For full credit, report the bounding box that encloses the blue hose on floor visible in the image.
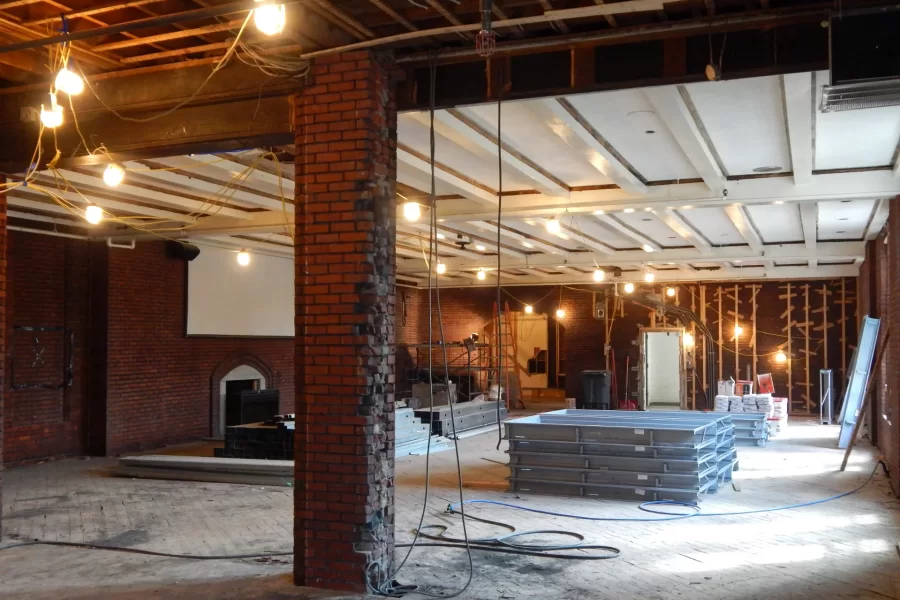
[448,461,886,523]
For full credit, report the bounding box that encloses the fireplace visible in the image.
[212,362,272,438]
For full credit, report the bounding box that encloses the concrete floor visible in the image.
[1,421,899,600]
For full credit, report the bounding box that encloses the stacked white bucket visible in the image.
[769,397,789,435]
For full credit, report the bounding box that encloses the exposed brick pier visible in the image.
[293,51,398,592]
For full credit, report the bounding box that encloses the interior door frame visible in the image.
[637,327,687,411]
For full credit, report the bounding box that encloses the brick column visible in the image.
[293,51,397,592]
[0,178,6,539]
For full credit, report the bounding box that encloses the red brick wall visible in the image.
[861,197,899,496]
[293,50,396,592]
[105,241,294,455]
[4,232,89,464]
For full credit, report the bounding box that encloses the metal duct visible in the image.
[821,79,900,112]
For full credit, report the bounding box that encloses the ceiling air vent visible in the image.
[821,79,900,113]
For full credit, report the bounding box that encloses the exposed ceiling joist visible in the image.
[559,215,615,254]
[723,204,764,252]
[405,242,861,272]
[643,85,725,193]
[782,73,814,186]
[212,154,295,192]
[658,208,712,253]
[435,171,900,221]
[419,221,529,258]
[55,169,253,220]
[8,186,197,224]
[526,98,648,196]
[468,220,565,255]
[126,160,293,213]
[593,214,661,252]
[799,202,818,250]
[406,110,569,197]
[399,148,498,205]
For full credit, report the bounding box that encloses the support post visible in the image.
[0,176,6,540]
[293,51,397,592]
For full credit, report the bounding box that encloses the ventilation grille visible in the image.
[821,79,900,112]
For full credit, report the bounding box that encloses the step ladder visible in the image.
[486,301,524,409]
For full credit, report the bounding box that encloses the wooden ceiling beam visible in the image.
[92,18,245,52]
[22,0,171,26]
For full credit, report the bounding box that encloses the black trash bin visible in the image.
[580,370,612,410]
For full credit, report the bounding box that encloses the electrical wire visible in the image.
[448,460,886,523]
[0,539,291,560]
[494,96,504,451]
[75,13,253,124]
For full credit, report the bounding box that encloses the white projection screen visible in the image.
[187,246,293,337]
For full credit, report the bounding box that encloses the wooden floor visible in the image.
[1,421,898,599]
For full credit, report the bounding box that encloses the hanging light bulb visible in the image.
[103,163,125,187]
[623,282,635,294]
[524,305,533,314]
[237,250,251,266]
[84,204,103,225]
[734,324,743,336]
[39,92,63,129]
[476,269,486,280]
[254,0,286,36]
[593,269,605,282]
[402,202,421,222]
[546,218,561,234]
[666,287,676,297]
[644,272,655,283]
[775,350,787,363]
[683,332,694,348]
[555,308,566,319]
[436,262,446,275]
[55,66,84,96]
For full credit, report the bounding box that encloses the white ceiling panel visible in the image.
[565,89,699,182]
[677,207,743,246]
[398,115,532,191]
[814,73,900,171]
[614,211,691,248]
[817,199,876,240]
[744,204,803,243]
[460,101,611,187]
[684,76,791,176]
[567,214,638,249]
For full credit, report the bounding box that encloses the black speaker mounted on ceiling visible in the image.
[165,241,201,261]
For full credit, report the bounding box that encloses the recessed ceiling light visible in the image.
[642,218,652,222]
[644,207,653,212]
[436,233,445,239]
[668,236,677,239]
[773,200,784,205]
[645,129,656,135]
[593,209,605,215]
[624,208,635,213]
[836,230,845,234]
[838,217,848,221]
[681,205,693,210]
[752,166,783,173]
[840,200,851,203]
